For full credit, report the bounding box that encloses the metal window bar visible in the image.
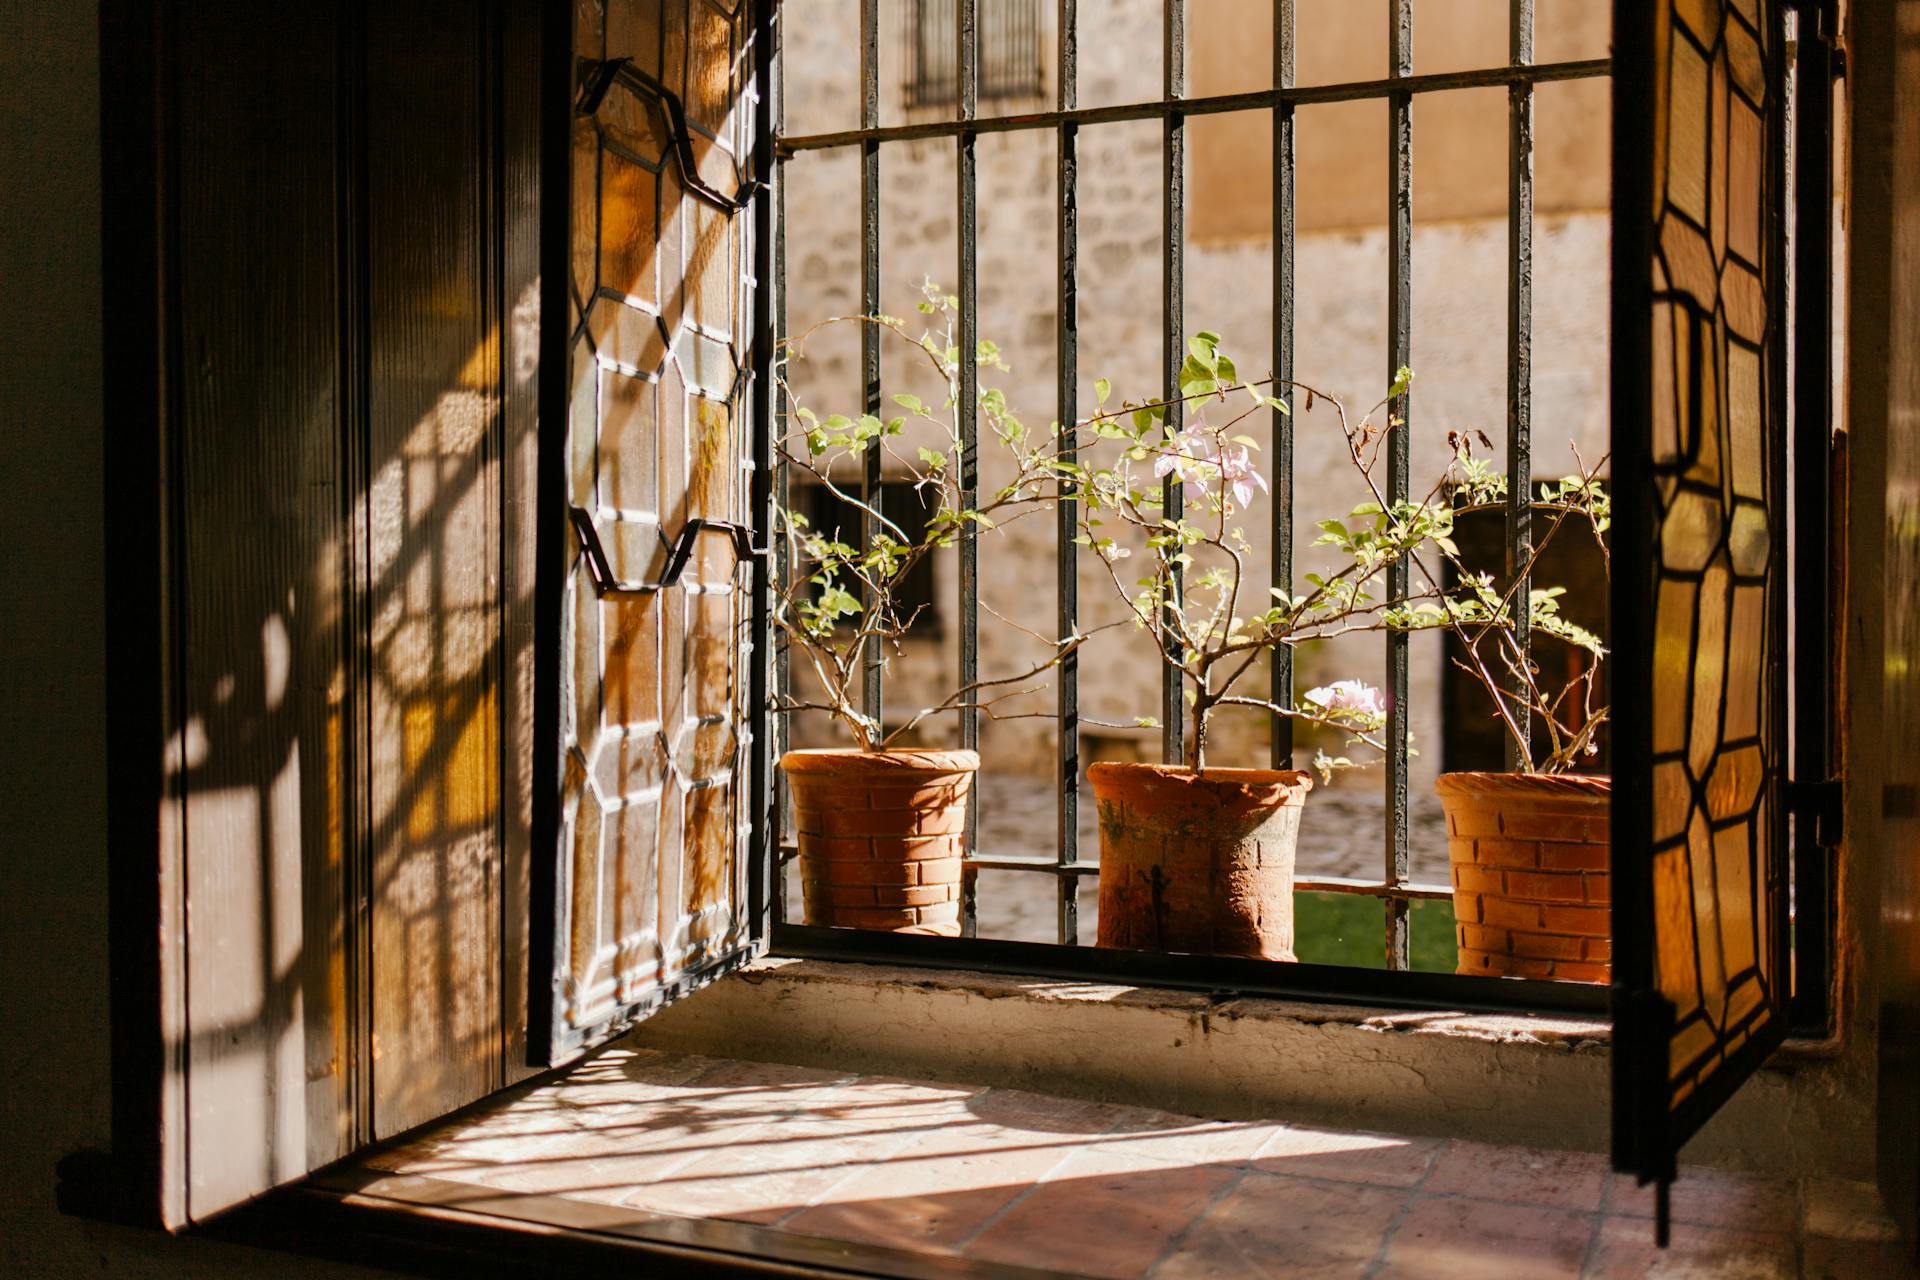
[772,0,1612,968]
[1384,0,1413,971]
[861,0,883,726]
[957,0,982,935]
[1270,0,1296,771]
[910,0,1045,107]
[1055,0,1079,943]
[1161,0,1186,769]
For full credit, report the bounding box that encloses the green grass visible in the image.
[1292,891,1458,973]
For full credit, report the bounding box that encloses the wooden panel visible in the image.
[501,0,547,1089]
[169,0,350,1218]
[364,0,504,1138]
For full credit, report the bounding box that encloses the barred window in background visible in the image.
[908,0,1043,107]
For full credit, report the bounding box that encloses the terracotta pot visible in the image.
[783,748,977,936]
[1088,762,1313,960]
[1434,772,1611,983]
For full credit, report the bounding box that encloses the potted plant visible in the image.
[774,283,1089,935]
[1065,337,1460,959]
[1423,445,1612,982]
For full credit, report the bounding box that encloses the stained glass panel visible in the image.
[550,0,759,1053]
[1617,0,1790,1183]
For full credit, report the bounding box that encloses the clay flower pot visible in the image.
[1088,762,1313,960]
[1434,772,1611,983]
[782,748,977,937]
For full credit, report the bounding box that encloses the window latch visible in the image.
[1786,777,1843,847]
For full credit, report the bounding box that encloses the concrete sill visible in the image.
[631,957,1863,1177]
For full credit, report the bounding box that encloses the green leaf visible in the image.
[1095,377,1112,406]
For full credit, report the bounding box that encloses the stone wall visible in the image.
[778,0,1612,799]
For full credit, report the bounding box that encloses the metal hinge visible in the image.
[1787,777,1843,847]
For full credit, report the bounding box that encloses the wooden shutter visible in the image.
[533,0,772,1066]
[1610,0,1793,1220]
[103,0,545,1224]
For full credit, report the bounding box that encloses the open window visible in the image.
[99,0,1843,1245]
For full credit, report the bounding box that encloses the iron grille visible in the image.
[907,0,1044,108]
[767,0,1622,1003]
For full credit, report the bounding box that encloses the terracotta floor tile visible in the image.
[1802,1234,1920,1279]
[1422,1141,1610,1212]
[1582,1215,1795,1279]
[438,1091,785,1201]
[1375,1195,1594,1279]
[965,1087,1144,1138]
[619,1113,924,1224]
[1096,1111,1285,1169]
[1803,1177,1904,1245]
[778,1105,1091,1253]
[965,1146,1237,1280]
[369,1084,611,1175]
[669,1058,854,1116]
[535,1047,718,1110]
[1150,1170,1408,1280]
[1250,1125,1444,1188]
[1608,1168,1799,1234]
[802,1076,988,1129]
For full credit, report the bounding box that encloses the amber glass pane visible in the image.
[601,149,660,308]
[1644,0,1784,1112]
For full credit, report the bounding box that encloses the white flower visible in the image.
[1304,680,1387,721]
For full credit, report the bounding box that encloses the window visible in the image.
[906,0,1044,108]
[794,476,944,635]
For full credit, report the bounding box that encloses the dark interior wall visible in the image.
[0,0,373,1272]
[1855,0,1920,1247]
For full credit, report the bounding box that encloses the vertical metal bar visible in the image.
[1790,0,1835,1032]
[1383,0,1413,969]
[860,0,883,727]
[958,0,982,935]
[771,0,792,924]
[1505,0,1534,771]
[751,0,780,945]
[1607,0,1662,1181]
[1161,0,1186,768]
[1056,0,1081,945]
[1270,0,1296,770]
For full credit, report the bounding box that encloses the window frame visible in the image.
[767,0,1617,1011]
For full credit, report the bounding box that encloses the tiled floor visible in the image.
[367,1047,1914,1279]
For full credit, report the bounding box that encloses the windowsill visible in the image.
[628,955,1864,1178]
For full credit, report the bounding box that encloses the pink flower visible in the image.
[1216,444,1268,509]
[1305,680,1386,722]
[1150,417,1267,512]
[1152,423,1220,496]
